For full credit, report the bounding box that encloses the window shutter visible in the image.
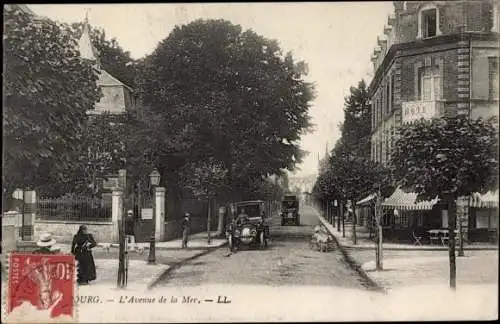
[472,56,490,100]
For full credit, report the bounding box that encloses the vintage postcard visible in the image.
[2,2,498,323]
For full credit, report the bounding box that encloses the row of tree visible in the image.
[313,77,498,289]
[312,80,394,243]
[4,7,313,210]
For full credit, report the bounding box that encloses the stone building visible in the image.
[361,1,499,243]
[370,0,499,166]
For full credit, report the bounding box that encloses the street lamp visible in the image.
[148,168,160,265]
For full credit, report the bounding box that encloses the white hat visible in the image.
[37,233,56,247]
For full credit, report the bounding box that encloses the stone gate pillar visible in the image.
[155,187,166,241]
[24,190,37,241]
[112,189,123,243]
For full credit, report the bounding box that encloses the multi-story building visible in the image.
[370,0,499,166]
[365,1,499,243]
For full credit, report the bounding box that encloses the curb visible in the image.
[342,245,499,251]
[317,215,386,294]
[147,242,228,290]
[96,241,227,251]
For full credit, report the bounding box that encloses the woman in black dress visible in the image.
[71,225,97,285]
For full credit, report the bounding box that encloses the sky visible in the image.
[30,2,394,178]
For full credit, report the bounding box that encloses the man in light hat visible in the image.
[35,233,60,254]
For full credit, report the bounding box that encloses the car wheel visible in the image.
[259,232,266,249]
[281,219,285,226]
[295,218,300,226]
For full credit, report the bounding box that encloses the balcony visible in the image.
[401,100,445,124]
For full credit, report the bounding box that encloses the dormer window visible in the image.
[417,5,442,39]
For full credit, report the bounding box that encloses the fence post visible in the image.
[155,187,166,242]
[112,190,123,243]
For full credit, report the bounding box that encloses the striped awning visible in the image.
[470,190,498,208]
[382,187,439,210]
[356,193,377,206]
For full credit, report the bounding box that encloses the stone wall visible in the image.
[34,221,116,244]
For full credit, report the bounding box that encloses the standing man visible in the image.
[125,210,136,252]
[181,213,191,249]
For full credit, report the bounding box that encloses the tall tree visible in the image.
[3,7,101,203]
[139,19,314,201]
[340,80,371,159]
[391,115,498,289]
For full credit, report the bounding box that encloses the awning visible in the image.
[356,193,377,206]
[382,187,439,210]
[470,190,498,208]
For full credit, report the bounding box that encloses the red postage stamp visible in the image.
[5,252,77,323]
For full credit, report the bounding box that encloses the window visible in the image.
[420,66,442,101]
[489,57,499,100]
[475,210,490,229]
[390,74,395,111]
[422,9,437,38]
[418,6,441,39]
[386,82,391,114]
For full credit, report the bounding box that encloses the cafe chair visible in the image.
[411,231,422,246]
[440,231,449,246]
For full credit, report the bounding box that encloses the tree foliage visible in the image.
[3,7,101,197]
[339,80,371,159]
[139,19,314,199]
[391,115,499,201]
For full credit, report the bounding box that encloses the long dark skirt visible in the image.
[76,251,96,283]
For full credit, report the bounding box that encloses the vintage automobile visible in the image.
[227,200,270,251]
[281,195,300,226]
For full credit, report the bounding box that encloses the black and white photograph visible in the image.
[2,2,499,323]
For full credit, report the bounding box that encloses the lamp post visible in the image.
[148,168,160,265]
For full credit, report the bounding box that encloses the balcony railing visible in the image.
[401,100,445,124]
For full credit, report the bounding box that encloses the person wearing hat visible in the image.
[124,209,137,252]
[181,212,191,249]
[71,225,97,285]
[35,233,60,254]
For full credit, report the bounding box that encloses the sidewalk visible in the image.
[317,211,499,291]
[53,230,227,253]
[2,231,227,291]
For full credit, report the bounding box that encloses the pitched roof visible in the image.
[97,69,133,92]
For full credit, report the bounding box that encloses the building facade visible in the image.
[366,1,499,243]
[370,0,499,166]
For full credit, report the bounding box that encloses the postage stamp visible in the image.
[4,252,77,323]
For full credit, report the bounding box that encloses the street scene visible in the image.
[2,2,499,323]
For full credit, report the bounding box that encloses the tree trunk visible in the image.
[352,203,357,245]
[446,196,457,289]
[337,205,341,231]
[207,197,212,244]
[341,202,345,238]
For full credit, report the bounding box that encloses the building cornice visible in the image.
[368,32,500,96]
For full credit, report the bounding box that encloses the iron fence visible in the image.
[36,195,112,222]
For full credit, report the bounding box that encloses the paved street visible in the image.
[155,205,372,289]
